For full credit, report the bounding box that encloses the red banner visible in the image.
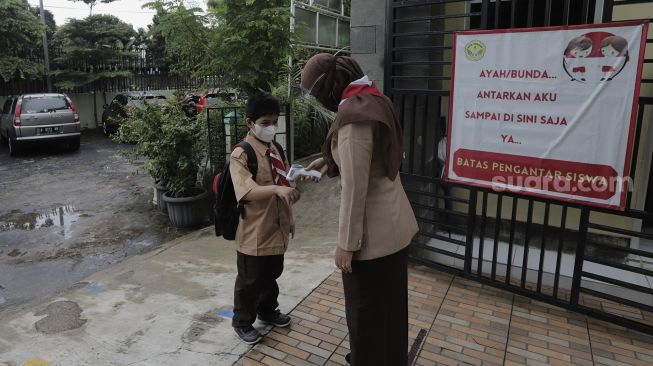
[453,149,618,200]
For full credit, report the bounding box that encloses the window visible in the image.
[129,96,167,109]
[313,0,341,12]
[2,99,13,115]
[295,8,317,44]
[293,1,350,49]
[338,20,350,47]
[205,95,220,106]
[113,96,126,106]
[21,96,70,114]
[318,15,337,46]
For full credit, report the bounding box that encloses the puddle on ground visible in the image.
[0,205,81,240]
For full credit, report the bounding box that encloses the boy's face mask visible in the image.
[252,124,277,143]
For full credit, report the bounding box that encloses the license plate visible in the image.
[38,126,61,135]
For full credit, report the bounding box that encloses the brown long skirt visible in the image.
[342,247,409,366]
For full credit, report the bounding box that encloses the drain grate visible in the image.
[407,328,428,366]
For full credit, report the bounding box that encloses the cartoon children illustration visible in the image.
[564,36,593,81]
[600,35,629,81]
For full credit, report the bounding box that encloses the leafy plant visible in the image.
[205,0,291,93]
[51,14,136,89]
[67,0,118,16]
[0,0,45,82]
[271,54,335,158]
[143,1,209,77]
[28,2,56,42]
[118,100,207,198]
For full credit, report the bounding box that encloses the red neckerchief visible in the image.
[340,81,382,105]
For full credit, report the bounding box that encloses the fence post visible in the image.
[286,103,293,163]
[464,189,478,274]
[601,0,613,23]
[206,108,227,175]
[570,207,590,305]
[480,0,490,29]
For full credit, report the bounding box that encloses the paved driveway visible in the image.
[0,131,187,309]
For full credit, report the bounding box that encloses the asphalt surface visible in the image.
[0,130,188,310]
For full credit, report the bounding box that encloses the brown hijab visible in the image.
[300,53,403,180]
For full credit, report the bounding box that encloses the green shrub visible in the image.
[118,101,207,198]
[271,59,334,159]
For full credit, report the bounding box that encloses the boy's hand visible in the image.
[304,158,328,182]
[276,186,300,206]
[335,246,354,274]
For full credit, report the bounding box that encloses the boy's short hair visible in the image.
[246,92,280,122]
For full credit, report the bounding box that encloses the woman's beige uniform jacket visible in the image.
[331,111,419,261]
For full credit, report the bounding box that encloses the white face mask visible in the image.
[252,124,277,143]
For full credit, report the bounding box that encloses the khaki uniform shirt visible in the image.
[230,135,293,256]
[332,122,419,261]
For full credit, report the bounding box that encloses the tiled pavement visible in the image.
[234,266,653,366]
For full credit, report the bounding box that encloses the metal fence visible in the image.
[387,0,653,335]
[205,105,292,175]
[0,49,216,96]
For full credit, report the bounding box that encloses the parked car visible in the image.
[0,93,81,156]
[101,92,167,135]
[188,92,221,113]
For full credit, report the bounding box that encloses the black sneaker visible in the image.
[258,309,291,327]
[234,326,263,345]
[345,353,351,364]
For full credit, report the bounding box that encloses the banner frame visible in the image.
[445,21,650,211]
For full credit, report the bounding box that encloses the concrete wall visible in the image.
[350,0,386,92]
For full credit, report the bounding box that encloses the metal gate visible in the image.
[387,0,653,335]
[206,105,292,174]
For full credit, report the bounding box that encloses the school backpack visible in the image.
[213,140,287,240]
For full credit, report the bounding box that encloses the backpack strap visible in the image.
[234,141,258,181]
[272,141,288,168]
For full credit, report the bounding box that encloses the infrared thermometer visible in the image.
[286,164,322,182]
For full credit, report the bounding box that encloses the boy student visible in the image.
[230,92,300,344]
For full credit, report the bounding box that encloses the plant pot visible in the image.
[155,184,169,214]
[163,189,209,228]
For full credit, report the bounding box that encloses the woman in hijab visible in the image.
[301,53,419,366]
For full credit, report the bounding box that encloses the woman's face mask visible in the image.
[302,72,326,99]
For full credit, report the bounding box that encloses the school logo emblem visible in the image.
[465,40,486,61]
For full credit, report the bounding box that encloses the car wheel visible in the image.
[68,136,81,152]
[8,138,21,157]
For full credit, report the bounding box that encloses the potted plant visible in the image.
[119,101,209,228]
[117,102,169,213]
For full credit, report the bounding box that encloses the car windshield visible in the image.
[22,96,70,113]
[205,95,220,106]
[128,96,167,109]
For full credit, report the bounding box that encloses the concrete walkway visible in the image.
[0,227,334,366]
[0,177,342,366]
[4,171,653,366]
[237,267,653,366]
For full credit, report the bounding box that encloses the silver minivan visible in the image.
[0,93,81,156]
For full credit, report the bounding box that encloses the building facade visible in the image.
[351,0,653,335]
